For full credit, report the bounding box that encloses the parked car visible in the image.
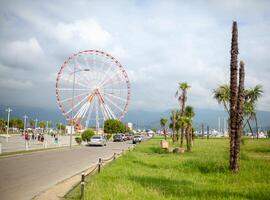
[126,135,133,140]
[89,135,107,146]
[122,134,128,141]
[113,134,123,142]
[133,135,143,144]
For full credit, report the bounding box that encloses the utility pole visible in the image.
[218,117,221,134]
[207,125,210,139]
[201,123,204,139]
[35,118,38,129]
[23,115,28,150]
[5,108,12,142]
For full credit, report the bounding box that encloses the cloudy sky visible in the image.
[0,0,269,112]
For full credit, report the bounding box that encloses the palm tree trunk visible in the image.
[229,21,239,171]
[247,119,254,138]
[255,114,259,139]
[180,128,184,147]
[164,127,167,140]
[233,60,245,172]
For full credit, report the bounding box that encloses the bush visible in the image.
[75,137,82,145]
[105,134,112,140]
[81,129,95,142]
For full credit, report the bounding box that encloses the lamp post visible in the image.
[5,108,12,142]
[70,68,90,148]
[23,114,28,150]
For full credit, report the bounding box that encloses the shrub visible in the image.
[75,137,82,145]
[81,129,95,142]
[105,134,112,140]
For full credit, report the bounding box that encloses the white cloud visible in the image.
[0,78,33,90]
[0,37,45,70]
[54,19,112,48]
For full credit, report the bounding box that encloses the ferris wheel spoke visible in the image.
[74,58,93,86]
[99,70,121,88]
[60,91,89,103]
[60,75,90,89]
[59,88,90,91]
[104,102,116,119]
[105,96,124,113]
[104,92,127,103]
[66,94,89,115]
[103,79,126,88]
[85,101,94,128]
[74,101,88,119]
[99,103,108,120]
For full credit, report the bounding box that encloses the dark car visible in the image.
[113,134,123,142]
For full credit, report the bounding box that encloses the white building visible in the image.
[127,122,133,131]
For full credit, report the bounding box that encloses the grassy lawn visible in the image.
[66,137,270,200]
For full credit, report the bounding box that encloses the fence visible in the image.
[80,146,134,199]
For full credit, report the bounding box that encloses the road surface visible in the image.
[0,141,133,200]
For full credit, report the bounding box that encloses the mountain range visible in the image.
[0,105,269,130]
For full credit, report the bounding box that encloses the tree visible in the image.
[29,119,35,127]
[104,119,125,135]
[0,119,6,132]
[213,85,263,137]
[39,121,46,129]
[169,110,177,142]
[184,106,195,151]
[228,21,245,172]
[57,123,66,130]
[10,118,24,129]
[245,85,263,139]
[176,82,191,147]
[213,84,230,113]
[81,129,95,142]
[160,118,168,140]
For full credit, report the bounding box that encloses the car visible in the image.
[133,135,143,144]
[89,135,107,146]
[113,134,123,142]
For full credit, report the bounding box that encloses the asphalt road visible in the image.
[0,141,133,200]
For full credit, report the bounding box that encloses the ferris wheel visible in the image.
[56,50,131,130]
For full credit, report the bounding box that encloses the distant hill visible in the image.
[0,105,269,130]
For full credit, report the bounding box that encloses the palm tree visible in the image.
[160,118,168,140]
[213,84,230,114]
[175,110,181,141]
[229,21,239,171]
[176,82,191,147]
[245,85,263,139]
[170,110,177,142]
[184,106,195,151]
[233,60,245,171]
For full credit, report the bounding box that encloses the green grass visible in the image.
[66,138,270,200]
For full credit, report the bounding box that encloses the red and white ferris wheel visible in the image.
[56,50,131,130]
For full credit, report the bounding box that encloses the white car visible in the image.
[89,135,107,146]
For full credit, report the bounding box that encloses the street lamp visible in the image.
[23,114,28,150]
[70,68,90,148]
[5,108,12,142]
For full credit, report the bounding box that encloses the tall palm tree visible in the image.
[233,60,245,171]
[176,82,191,147]
[229,21,239,171]
[175,110,181,141]
[184,106,195,151]
[170,110,177,142]
[160,118,168,140]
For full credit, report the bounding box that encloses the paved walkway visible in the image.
[0,141,133,200]
[0,134,76,153]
